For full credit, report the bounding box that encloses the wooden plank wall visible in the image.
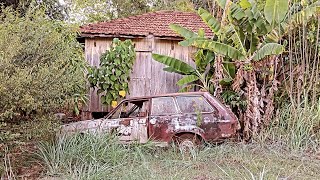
[151,39,195,95]
[83,36,195,118]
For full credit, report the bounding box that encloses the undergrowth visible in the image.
[256,100,320,153]
[35,133,320,180]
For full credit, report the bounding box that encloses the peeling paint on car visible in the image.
[60,92,238,145]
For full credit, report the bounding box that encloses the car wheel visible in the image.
[175,133,201,154]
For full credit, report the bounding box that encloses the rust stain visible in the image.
[61,92,238,145]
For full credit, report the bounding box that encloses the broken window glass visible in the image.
[109,100,149,119]
[151,97,178,116]
[176,95,213,113]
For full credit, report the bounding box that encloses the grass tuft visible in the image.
[35,133,320,180]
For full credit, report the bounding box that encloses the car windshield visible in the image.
[109,100,149,119]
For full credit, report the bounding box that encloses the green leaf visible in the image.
[115,70,122,76]
[215,0,227,9]
[198,28,205,37]
[240,0,251,9]
[101,95,106,104]
[264,0,289,24]
[102,83,108,90]
[179,86,190,92]
[163,67,186,75]
[110,75,116,81]
[253,43,284,61]
[230,3,246,20]
[114,58,120,65]
[169,24,198,39]
[179,37,207,47]
[248,32,260,55]
[152,54,195,74]
[223,62,236,78]
[229,25,246,55]
[177,75,200,86]
[198,8,221,35]
[191,39,245,60]
[220,78,233,86]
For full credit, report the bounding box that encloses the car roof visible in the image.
[124,91,209,102]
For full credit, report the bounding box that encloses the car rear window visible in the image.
[151,97,178,116]
[176,95,213,113]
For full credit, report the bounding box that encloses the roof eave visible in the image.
[80,33,185,40]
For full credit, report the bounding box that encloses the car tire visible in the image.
[174,133,201,153]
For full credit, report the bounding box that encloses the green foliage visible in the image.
[257,100,320,152]
[1,0,68,20]
[177,75,200,86]
[190,39,246,60]
[198,7,221,35]
[221,90,247,110]
[37,134,320,179]
[0,7,87,122]
[88,38,136,105]
[252,43,285,61]
[169,24,198,39]
[152,53,195,75]
[264,0,289,25]
[152,49,215,93]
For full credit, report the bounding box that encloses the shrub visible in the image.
[0,7,87,122]
[87,38,135,105]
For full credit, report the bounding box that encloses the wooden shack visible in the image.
[80,11,212,119]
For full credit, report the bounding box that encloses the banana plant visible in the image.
[175,8,285,64]
[152,49,215,93]
[154,0,289,138]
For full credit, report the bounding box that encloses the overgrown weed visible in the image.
[36,134,320,180]
[256,99,320,153]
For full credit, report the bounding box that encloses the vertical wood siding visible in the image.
[83,36,195,116]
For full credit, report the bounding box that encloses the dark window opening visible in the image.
[109,100,149,119]
[92,112,109,119]
[76,37,85,51]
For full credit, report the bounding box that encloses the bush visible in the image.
[0,7,87,122]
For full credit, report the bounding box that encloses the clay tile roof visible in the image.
[80,11,213,38]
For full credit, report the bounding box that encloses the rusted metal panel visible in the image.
[64,92,239,146]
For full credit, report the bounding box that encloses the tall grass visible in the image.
[256,97,320,152]
[257,1,320,154]
[1,147,16,180]
[36,133,320,179]
[36,133,154,178]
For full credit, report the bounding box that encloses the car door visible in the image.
[175,95,219,140]
[148,96,180,142]
[105,100,149,143]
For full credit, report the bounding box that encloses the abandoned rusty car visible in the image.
[61,92,239,147]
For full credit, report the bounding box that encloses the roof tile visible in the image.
[80,11,213,38]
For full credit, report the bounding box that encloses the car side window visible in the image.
[151,97,178,116]
[176,95,214,113]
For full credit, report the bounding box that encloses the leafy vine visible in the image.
[87,38,136,105]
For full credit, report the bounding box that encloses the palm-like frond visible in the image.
[152,54,195,75]
[177,75,200,86]
[252,43,284,61]
[192,39,245,60]
[169,24,198,39]
[198,8,221,35]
